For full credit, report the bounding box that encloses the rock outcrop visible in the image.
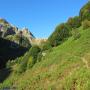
[0,18,47,46]
[0,18,35,44]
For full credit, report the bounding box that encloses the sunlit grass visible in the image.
[0,28,90,90]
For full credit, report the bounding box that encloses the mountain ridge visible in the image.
[0,18,47,46]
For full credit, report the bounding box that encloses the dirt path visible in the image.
[82,57,89,69]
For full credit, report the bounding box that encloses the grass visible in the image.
[0,28,90,90]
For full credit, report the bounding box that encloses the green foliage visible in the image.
[42,42,52,51]
[15,57,23,64]
[62,68,90,90]
[72,29,81,40]
[27,56,34,69]
[29,45,41,63]
[17,46,41,73]
[15,46,41,73]
[82,19,90,29]
[37,52,43,62]
[1,2,90,90]
[48,23,71,47]
[1,28,90,90]
[17,53,30,73]
[6,60,16,68]
[67,16,81,29]
[80,2,90,21]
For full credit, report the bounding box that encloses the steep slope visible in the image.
[0,28,90,90]
[0,18,46,69]
[0,38,28,69]
[0,19,32,69]
[0,2,90,90]
[80,1,90,21]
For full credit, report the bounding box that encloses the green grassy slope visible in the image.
[0,28,90,90]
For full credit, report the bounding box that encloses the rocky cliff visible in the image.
[0,18,47,46]
[0,18,35,45]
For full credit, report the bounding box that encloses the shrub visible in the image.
[37,52,43,62]
[80,2,90,21]
[6,60,11,68]
[27,56,34,69]
[29,45,41,63]
[82,19,90,29]
[67,16,81,29]
[48,23,71,47]
[16,46,41,73]
[17,53,30,73]
[6,60,16,68]
[72,29,81,40]
[15,57,23,64]
[42,42,52,51]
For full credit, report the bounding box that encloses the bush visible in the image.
[17,53,30,73]
[48,23,71,47]
[72,29,81,40]
[80,2,90,21]
[67,16,81,29]
[16,46,41,73]
[29,45,41,63]
[82,19,90,29]
[37,52,43,62]
[27,56,34,69]
[6,60,16,68]
[42,42,52,51]
[15,57,23,64]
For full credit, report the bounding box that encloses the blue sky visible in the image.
[0,0,88,38]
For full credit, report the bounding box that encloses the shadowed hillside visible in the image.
[0,38,28,69]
